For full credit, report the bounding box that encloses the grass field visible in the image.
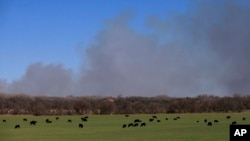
[1,112,250,141]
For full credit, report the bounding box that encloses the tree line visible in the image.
[0,92,250,115]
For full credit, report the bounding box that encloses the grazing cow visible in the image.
[46,120,52,123]
[149,118,154,122]
[226,116,231,119]
[214,120,219,123]
[15,125,20,129]
[152,116,157,119]
[157,120,161,122]
[207,122,212,126]
[173,118,177,120]
[56,117,59,120]
[122,124,126,128]
[84,116,89,119]
[30,120,37,125]
[242,117,246,121]
[45,119,52,123]
[231,121,237,125]
[68,119,72,122]
[125,114,129,117]
[134,119,141,123]
[133,123,139,127]
[176,116,180,119]
[141,122,146,127]
[128,123,133,127]
[23,118,27,121]
[2,119,6,122]
[204,119,207,123]
[81,117,88,122]
[196,120,199,123]
[79,123,83,128]
[165,118,168,120]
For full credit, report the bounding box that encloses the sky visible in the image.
[0,0,250,97]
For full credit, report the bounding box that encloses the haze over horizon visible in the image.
[1,0,250,97]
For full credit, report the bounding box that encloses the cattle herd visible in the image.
[0,114,248,129]
[0,116,89,129]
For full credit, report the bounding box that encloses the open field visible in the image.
[1,112,250,141]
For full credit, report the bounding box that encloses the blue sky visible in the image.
[0,0,188,83]
[1,0,250,97]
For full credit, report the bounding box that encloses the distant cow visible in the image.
[122,124,126,128]
[133,123,139,127]
[68,119,72,122]
[15,125,20,129]
[196,120,199,123]
[214,120,219,123]
[134,119,141,122]
[23,118,27,121]
[128,123,133,127]
[231,121,237,125]
[79,123,83,128]
[242,117,246,121]
[30,120,37,125]
[204,119,207,123]
[81,117,88,122]
[125,114,129,117]
[165,118,168,120]
[157,120,161,122]
[141,122,146,127]
[149,118,154,122]
[2,119,6,122]
[56,117,59,120]
[207,122,212,126]
[226,116,231,119]
[152,116,157,119]
[46,119,52,123]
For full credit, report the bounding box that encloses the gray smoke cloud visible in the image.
[1,0,250,97]
[3,63,73,96]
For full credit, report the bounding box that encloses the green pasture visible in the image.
[0,112,250,141]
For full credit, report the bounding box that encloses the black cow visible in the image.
[141,122,146,127]
[149,118,154,122]
[231,121,237,125]
[196,120,199,123]
[128,123,133,127]
[46,119,52,123]
[204,119,207,123]
[152,115,157,119]
[23,118,27,121]
[133,123,139,127]
[122,124,126,128]
[242,117,246,121]
[30,120,37,125]
[214,120,219,123]
[79,123,83,128]
[157,120,161,122]
[56,117,59,120]
[134,119,141,122]
[81,117,88,122]
[207,122,212,126]
[68,119,72,122]
[125,114,129,117]
[165,118,168,120]
[15,125,20,129]
[226,116,231,119]
[2,119,6,122]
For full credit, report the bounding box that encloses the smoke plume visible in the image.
[1,0,250,96]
